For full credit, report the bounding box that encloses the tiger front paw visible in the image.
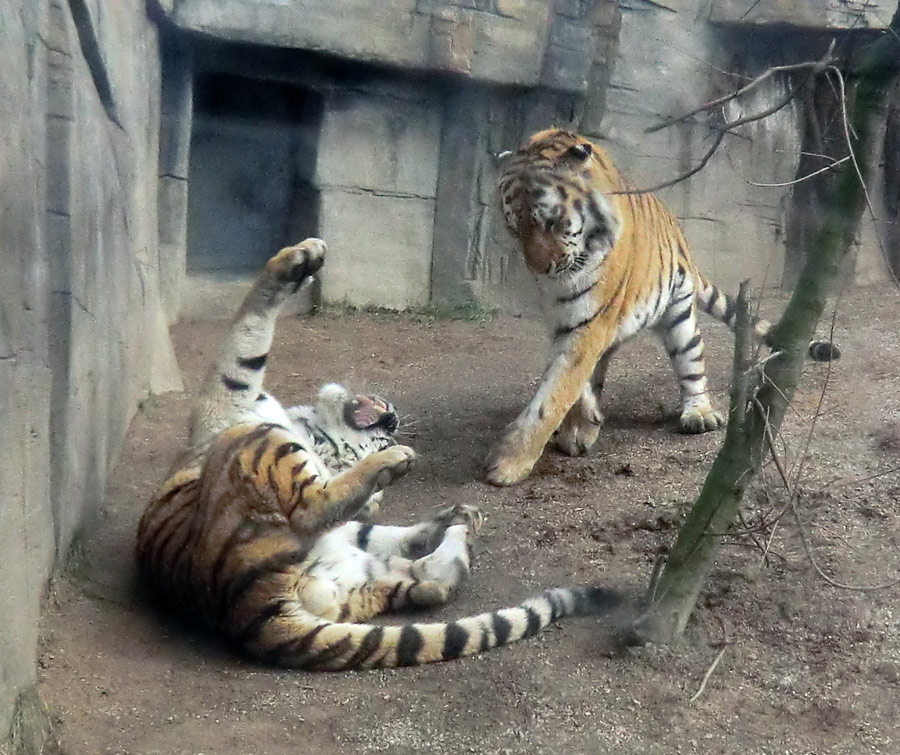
[485,430,539,487]
[678,404,725,434]
[555,411,603,456]
[432,503,484,533]
[370,445,416,491]
[267,238,327,285]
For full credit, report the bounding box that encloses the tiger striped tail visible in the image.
[695,275,840,362]
[241,586,625,670]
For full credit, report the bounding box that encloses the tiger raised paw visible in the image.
[487,128,840,486]
[137,239,625,669]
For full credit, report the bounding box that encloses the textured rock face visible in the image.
[596,0,893,292]
[0,0,179,744]
[163,0,615,92]
[710,0,887,28]
[315,90,442,309]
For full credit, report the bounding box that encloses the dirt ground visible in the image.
[38,284,900,755]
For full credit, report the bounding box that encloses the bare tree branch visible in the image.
[739,156,850,188]
[616,43,836,196]
[645,42,836,135]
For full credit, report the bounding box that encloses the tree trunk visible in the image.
[635,21,900,643]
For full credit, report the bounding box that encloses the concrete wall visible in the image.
[165,1,620,316]
[161,0,599,91]
[595,0,892,292]
[0,0,179,746]
[315,88,442,309]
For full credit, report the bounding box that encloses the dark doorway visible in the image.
[187,73,323,271]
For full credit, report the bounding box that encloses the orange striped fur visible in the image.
[488,128,838,486]
[136,239,625,669]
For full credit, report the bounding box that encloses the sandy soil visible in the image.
[38,284,900,754]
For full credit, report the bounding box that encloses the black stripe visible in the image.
[274,442,301,463]
[492,612,512,645]
[221,374,250,391]
[146,507,192,576]
[251,439,268,474]
[396,625,424,666]
[442,623,469,660]
[356,523,374,552]
[556,281,597,304]
[479,626,492,652]
[681,373,705,383]
[238,353,268,371]
[523,607,543,638]
[722,297,736,325]
[266,622,327,664]
[677,334,702,355]
[385,581,404,610]
[223,548,311,621]
[586,194,607,230]
[555,308,602,339]
[256,393,268,402]
[209,519,263,604]
[667,304,692,329]
[545,591,562,622]
[346,626,385,669]
[235,599,287,643]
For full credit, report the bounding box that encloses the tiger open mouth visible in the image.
[345,395,399,434]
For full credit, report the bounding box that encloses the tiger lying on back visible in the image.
[486,128,839,486]
[137,239,624,669]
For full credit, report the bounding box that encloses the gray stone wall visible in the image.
[0,0,179,744]
[162,0,605,91]
[315,87,443,309]
[596,0,893,292]
[163,1,620,315]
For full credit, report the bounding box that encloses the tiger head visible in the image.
[498,128,622,278]
[286,383,400,474]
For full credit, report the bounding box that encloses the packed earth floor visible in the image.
[38,284,900,754]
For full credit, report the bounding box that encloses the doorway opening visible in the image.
[186,73,323,272]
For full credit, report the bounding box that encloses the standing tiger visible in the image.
[136,238,624,670]
[487,127,839,487]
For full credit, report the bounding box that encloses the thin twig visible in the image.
[739,156,851,188]
[645,47,835,135]
[690,646,729,703]
[827,65,900,290]
[621,43,837,195]
[611,130,726,195]
[824,464,900,491]
[790,499,900,591]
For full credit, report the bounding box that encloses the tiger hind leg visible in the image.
[321,508,481,621]
[405,511,480,607]
[189,239,327,449]
[555,349,615,456]
[658,294,725,433]
[375,505,482,611]
[334,503,484,561]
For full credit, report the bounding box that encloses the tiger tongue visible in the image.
[352,395,385,428]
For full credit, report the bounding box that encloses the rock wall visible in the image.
[599,0,891,292]
[158,1,620,315]
[0,0,179,745]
